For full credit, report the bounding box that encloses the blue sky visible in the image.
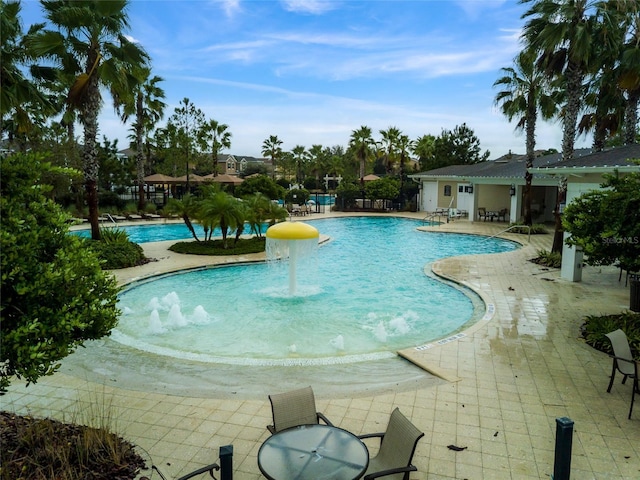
[19,0,591,159]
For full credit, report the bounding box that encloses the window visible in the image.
[444,185,452,196]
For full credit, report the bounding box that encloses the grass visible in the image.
[169,236,266,255]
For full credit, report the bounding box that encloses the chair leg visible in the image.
[607,363,617,393]
[630,378,638,420]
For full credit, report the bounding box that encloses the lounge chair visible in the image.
[358,407,425,479]
[267,386,333,434]
[605,329,639,419]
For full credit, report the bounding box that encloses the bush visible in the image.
[86,228,147,269]
[530,249,561,268]
[169,237,265,255]
[581,311,640,359]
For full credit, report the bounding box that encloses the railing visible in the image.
[422,213,447,225]
[100,213,117,226]
[484,224,531,243]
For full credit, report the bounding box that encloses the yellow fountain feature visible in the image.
[266,221,319,295]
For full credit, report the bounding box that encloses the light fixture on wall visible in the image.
[468,184,474,194]
[509,184,516,196]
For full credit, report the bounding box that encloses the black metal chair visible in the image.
[267,386,333,434]
[358,407,425,480]
[605,329,639,419]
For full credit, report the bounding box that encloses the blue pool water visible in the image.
[74,223,232,243]
[114,217,518,366]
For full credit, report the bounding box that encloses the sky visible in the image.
[18,0,592,160]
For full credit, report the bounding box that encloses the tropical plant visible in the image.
[412,134,436,172]
[0,0,52,149]
[0,152,120,392]
[494,49,557,225]
[199,191,245,248]
[28,0,149,241]
[121,67,166,210]
[164,194,201,241]
[562,170,640,273]
[348,126,374,186]
[364,177,400,208]
[379,126,401,175]
[200,118,231,177]
[235,174,285,200]
[262,134,283,180]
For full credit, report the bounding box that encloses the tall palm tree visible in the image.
[291,145,307,185]
[379,126,401,175]
[0,0,52,149]
[29,0,148,240]
[262,135,283,179]
[349,125,373,187]
[521,0,598,163]
[120,67,166,210]
[494,49,557,225]
[397,134,414,206]
[201,119,231,177]
[521,0,600,251]
[412,134,436,171]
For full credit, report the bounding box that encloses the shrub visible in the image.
[86,229,147,269]
[581,311,640,359]
[530,249,561,268]
[169,237,265,255]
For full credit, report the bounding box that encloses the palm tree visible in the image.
[379,126,401,175]
[0,0,52,149]
[164,194,201,241]
[201,119,231,177]
[521,0,598,163]
[521,0,600,251]
[494,49,557,225]
[291,145,307,185]
[262,135,283,179]
[397,134,414,206]
[29,0,148,240]
[349,126,373,186]
[412,134,436,171]
[199,191,244,249]
[120,67,166,210]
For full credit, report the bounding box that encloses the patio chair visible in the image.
[477,207,488,221]
[497,208,508,221]
[267,386,333,434]
[358,407,425,480]
[605,329,639,419]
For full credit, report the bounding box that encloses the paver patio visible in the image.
[2,212,638,479]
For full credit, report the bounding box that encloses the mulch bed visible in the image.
[0,411,147,480]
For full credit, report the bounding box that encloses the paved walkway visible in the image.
[3,212,639,479]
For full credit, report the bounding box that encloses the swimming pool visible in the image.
[114,217,518,366]
[74,222,227,243]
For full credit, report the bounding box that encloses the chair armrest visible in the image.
[153,463,221,480]
[176,463,220,480]
[317,412,334,426]
[364,464,417,479]
[357,432,385,441]
[610,355,638,368]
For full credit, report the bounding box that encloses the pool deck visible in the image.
[3,212,639,479]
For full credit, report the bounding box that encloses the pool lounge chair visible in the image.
[358,407,425,479]
[605,329,639,419]
[267,386,333,434]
